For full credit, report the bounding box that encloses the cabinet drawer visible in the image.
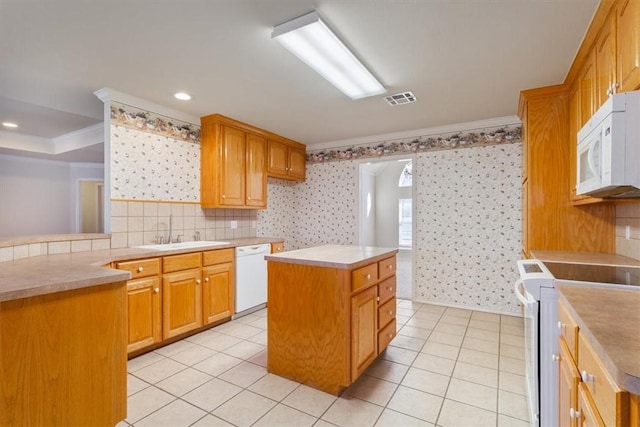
[352,263,378,292]
[203,248,234,266]
[578,334,629,427]
[378,256,396,281]
[378,319,396,353]
[378,297,396,329]
[378,277,396,305]
[116,258,160,279]
[163,252,201,273]
[558,300,579,363]
[271,242,285,253]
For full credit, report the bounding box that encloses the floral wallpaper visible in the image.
[306,124,521,163]
[414,144,522,313]
[110,125,200,201]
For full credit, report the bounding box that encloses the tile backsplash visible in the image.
[109,200,256,249]
[616,203,640,260]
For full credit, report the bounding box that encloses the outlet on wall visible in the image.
[626,225,631,240]
[230,220,238,229]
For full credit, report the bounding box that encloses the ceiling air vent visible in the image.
[384,91,417,106]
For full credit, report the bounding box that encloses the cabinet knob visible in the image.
[196,279,201,285]
[154,287,160,293]
[366,274,371,280]
[222,195,226,199]
[387,264,393,270]
[569,408,581,419]
[388,310,393,315]
[376,296,380,302]
[552,354,560,362]
[581,370,594,383]
[248,197,251,200]
[388,286,393,291]
[137,266,144,273]
[205,277,210,282]
[557,321,565,332]
[388,333,393,339]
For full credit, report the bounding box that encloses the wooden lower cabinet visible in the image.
[120,248,236,355]
[0,281,127,425]
[267,253,397,395]
[163,268,203,339]
[351,286,378,379]
[558,300,634,427]
[127,276,162,352]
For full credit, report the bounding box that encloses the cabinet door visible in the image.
[163,269,202,339]
[559,340,580,427]
[351,286,377,379]
[127,276,162,353]
[617,0,640,91]
[202,262,234,325]
[596,15,617,106]
[267,140,289,177]
[246,133,267,208]
[579,52,596,127]
[288,147,306,180]
[219,125,245,207]
[568,84,586,202]
[577,383,606,427]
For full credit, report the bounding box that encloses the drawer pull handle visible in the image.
[154,288,160,293]
[137,266,144,273]
[552,354,560,362]
[205,277,210,283]
[387,265,393,270]
[196,279,201,285]
[366,274,371,280]
[569,408,580,419]
[581,370,594,383]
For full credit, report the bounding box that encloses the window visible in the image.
[398,161,412,187]
[398,198,412,247]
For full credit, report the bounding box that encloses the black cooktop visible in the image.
[543,262,640,287]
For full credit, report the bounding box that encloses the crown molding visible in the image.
[308,115,522,151]
[94,87,200,125]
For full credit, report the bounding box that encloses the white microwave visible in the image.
[576,90,640,198]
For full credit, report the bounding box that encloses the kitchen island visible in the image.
[265,244,398,395]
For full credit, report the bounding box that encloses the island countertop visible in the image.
[265,244,398,270]
[556,284,640,395]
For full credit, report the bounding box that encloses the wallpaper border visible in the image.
[110,101,201,144]
[306,124,521,163]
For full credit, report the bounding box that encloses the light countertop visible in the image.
[556,284,640,395]
[531,250,640,267]
[265,244,398,269]
[0,237,283,302]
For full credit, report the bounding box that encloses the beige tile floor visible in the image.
[119,300,530,427]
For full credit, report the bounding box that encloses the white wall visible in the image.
[0,155,73,237]
[359,168,376,246]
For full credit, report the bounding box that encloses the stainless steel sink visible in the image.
[134,241,230,251]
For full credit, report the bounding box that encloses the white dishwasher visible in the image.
[234,243,271,317]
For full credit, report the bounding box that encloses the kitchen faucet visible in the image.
[167,214,174,244]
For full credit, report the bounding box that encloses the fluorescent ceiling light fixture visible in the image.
[272,11,385,100]
[174,92,192,101]
[2,122,18,128]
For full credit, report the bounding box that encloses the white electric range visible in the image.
[514,259,640,427]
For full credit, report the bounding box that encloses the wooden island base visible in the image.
[266,245,398,395]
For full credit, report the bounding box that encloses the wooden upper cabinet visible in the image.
[617,0,640,91]
[201,114,305,208]
[219,125,246,207]
[579,51,597,127]
[246,133,267,207]
[267,139,306,181]
[596,14,617,106]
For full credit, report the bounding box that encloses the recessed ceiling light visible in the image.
[174,92,192,101]
[2,122,18,128]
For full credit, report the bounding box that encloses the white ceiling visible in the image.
[0,0,599,163]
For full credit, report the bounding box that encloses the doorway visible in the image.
[359,159,413,300]
[79,180,104,233]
